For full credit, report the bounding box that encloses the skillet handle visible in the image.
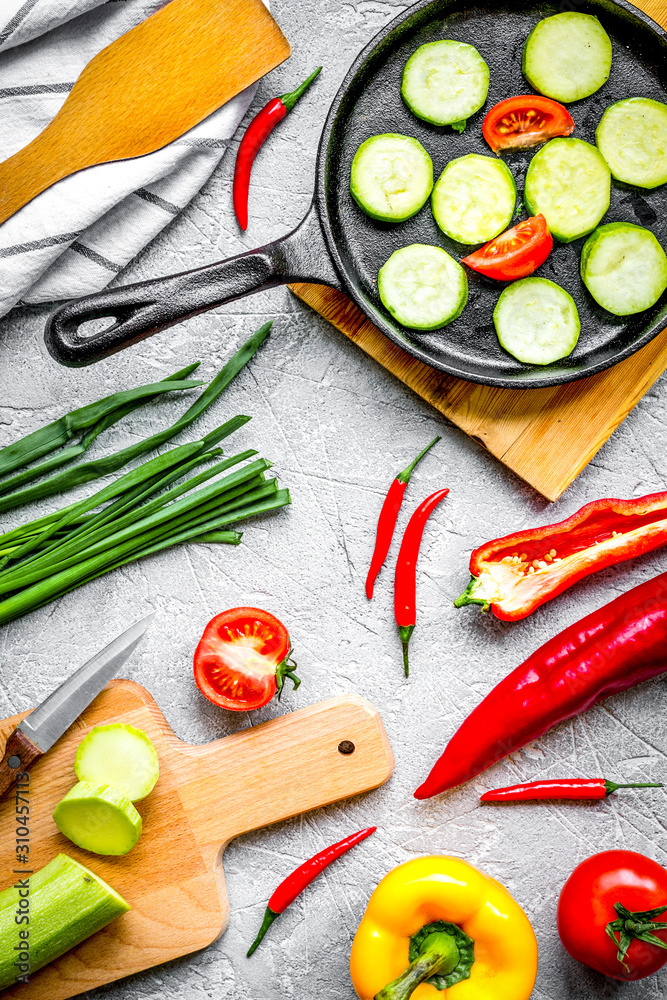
[44,203,341,366]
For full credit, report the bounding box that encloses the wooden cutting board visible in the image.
[287,0,667,505]
[0,680,394,1000]
[289,283,667,502]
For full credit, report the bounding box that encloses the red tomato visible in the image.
[483,96,574,152]
[193,607,299,711]
[558,850,667,981]
[461,215,553,281]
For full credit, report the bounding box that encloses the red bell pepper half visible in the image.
[415,572,667,799]
[454,491,667,621]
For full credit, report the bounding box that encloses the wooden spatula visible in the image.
[0,0,291,227]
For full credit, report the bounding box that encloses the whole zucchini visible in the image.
[0,853,129,988]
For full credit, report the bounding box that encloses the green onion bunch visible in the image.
[0,323,289,626]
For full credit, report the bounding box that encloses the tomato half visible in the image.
[558,850,667,981]
[193,607,299,711]
[483,96,574,153]
[461,215,552,281]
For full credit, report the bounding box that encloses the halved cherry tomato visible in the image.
[483,96,574,153]
[193,607,300,711]
[461,215,553,281]
[558,850,667,981]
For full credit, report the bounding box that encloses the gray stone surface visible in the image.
[1,0,667,997]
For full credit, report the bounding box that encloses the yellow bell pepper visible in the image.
[350,856,537,1000]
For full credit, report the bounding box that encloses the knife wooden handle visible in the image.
[0,729,43,802]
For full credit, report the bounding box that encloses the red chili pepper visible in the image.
[481,778,663,802]
[246,826,376,956]
[454,491,667,621]
[394,488,449,678]
[415,572,667,799]
[366,436,441,600]
[233,66,322,231]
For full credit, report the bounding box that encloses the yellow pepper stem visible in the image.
[374,932,460,1000]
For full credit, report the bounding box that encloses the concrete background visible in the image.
[1,0,667,997]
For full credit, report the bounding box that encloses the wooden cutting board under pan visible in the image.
[0,0,292,226]
[290,283,667,502]
[0,680,394,999]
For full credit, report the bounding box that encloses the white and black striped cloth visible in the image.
[0,0,259,318]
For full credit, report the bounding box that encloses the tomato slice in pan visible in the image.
[461,215,553,281]
[483,96,574,153]
[193,607,300,711]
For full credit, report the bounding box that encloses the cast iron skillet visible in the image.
[45,0,667,387]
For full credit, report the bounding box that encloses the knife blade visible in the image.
[0,612,154,802]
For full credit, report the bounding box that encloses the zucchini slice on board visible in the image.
[401,40,489,130]
[53,781,143,856]
[350,134,433,222]
[432,154,516,244]
[75,723,159,802]
[0,853,129,989]
[378,244,468,330]
[522,12,612,103]
[524,138,610,243]
[494,277,580,365]
[596,98,667,189]
[581,222,667,316]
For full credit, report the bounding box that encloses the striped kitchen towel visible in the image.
[0,0,259,319]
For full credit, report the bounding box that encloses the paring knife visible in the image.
[0,613,154,802]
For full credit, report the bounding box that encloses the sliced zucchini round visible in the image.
[524,138,610,243]
[378,244,468,330]
[350,134,433,222]
[581,222,667,316]
[75,723,160,802]
[431,154,516,244]
[401,40,490,129]
[596,98,667,189]
[53,781,143,856]
[494,277,580,365]
[522,12,612,103]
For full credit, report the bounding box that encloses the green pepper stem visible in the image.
[399,625,414,678]
[396,436,441,485]
[280,67,322,113]
[453,575,490,611]
[374,932,460,1000]
[605,780,664,795]
[247,906,279,957]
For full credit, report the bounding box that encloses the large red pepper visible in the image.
[394,488,449,677]
[480,778,663,802]
[454,491,667,621]
[366,436,440,600]
[415,572,667,799]
[233,67,321,231]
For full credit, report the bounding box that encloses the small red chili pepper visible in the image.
[415,572,667,799]
[366,436,441,600]
[481,778,663,802]
[233,66,322,231]
[246,826,376,956]
[394,488,449,678]
[454,490,667,621]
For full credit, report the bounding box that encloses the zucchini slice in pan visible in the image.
[378,244,468,330]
